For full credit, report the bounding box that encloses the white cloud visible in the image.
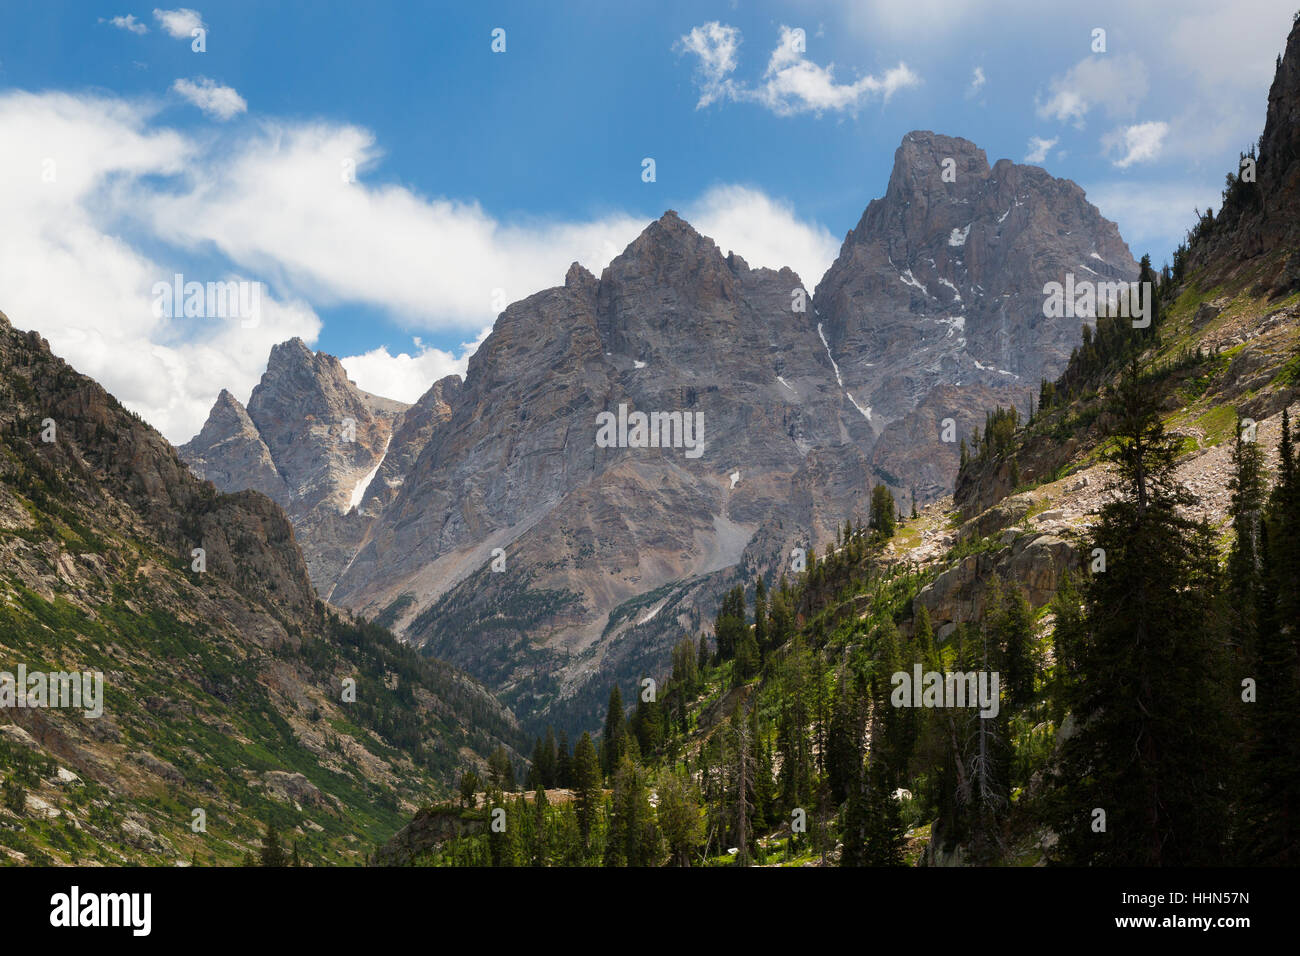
[0,89,838,441]
[1024,136,1059,164]
[966,66,986,98]
[678,21,741,108]
[153,7,204,38]
[1107,120,1169,168]
[679,23,919,116]
[1036,54,1148,127]
[341,329,489,403]
[171,77,246,120]
[682,185,840,289]
[0,91,318,444]
[103,15,148,34]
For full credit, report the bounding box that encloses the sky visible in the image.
[0,0,1294,443]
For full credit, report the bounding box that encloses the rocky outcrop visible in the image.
[180,389,287,504]
[372,805,488,866]
[1190,16,1300,282]
[913,531,1078,638]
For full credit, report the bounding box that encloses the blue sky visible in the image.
[0,1,1294,441]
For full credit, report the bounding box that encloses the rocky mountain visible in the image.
[182,135,1139,737]
[0,311,524,864]
[181,338,414,593]
[815,130,1138,501]
[331,218,873,731]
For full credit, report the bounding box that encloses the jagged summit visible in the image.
[814,128,1139,500]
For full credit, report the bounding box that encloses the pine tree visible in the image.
[988,577,1036,710]
[604,755,661,867]
[1227,415,1269,661]
[601,685,627,777]
[259,822,287,867]
[541,726,558,788]
[531,785,550,866]
[657,766,705,866]
[1050,357,1231,865]
[862,761,906,866]
[459,769,480,807]
[555,731,572,789]
[1244,409,1300,863]
[713,585,746,661]
[572,731,602,846]
[868,484,897,541]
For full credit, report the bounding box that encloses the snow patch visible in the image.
[899,269,929,296]
[346,439,390,514]
[948,224,971,247]
[846,392,873,421]
[634,359,647,369]
[817,323,844,387]
[936,315,966,337]
[777,375,796,393]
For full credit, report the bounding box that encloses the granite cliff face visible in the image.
[330,213,871,729]
[815,131,1138,501]
[181,337,413,591]
[182,133,1140,734]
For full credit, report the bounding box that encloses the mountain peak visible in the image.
[267,336,316,371]
[564,261,597,290]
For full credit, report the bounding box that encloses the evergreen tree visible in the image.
[1050,357,1231,865]
[555,731,572,789]
[603,755,661,867]
[1244,410,1300,864]
[541,726,558,788]
[1227,415,1269,661]
[657,766,705,866]
[869,484,897,541]
[531,785,550,866]
[259,822,287,867]
[572,732,602,846]
[601,685,627,777]
[988,578,1036,710]
[459,769,480,808]
[862,761,906,866]
[713,585,747,661]
[768,587,796,649]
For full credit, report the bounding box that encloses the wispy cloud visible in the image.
[966,65,986,98]
[102,14,148,35]
[172,77,245,119]
[1106,121,1169,168]
[678,22,742,108]
[1036,54,1148,128]
[1024,136,1058,164]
